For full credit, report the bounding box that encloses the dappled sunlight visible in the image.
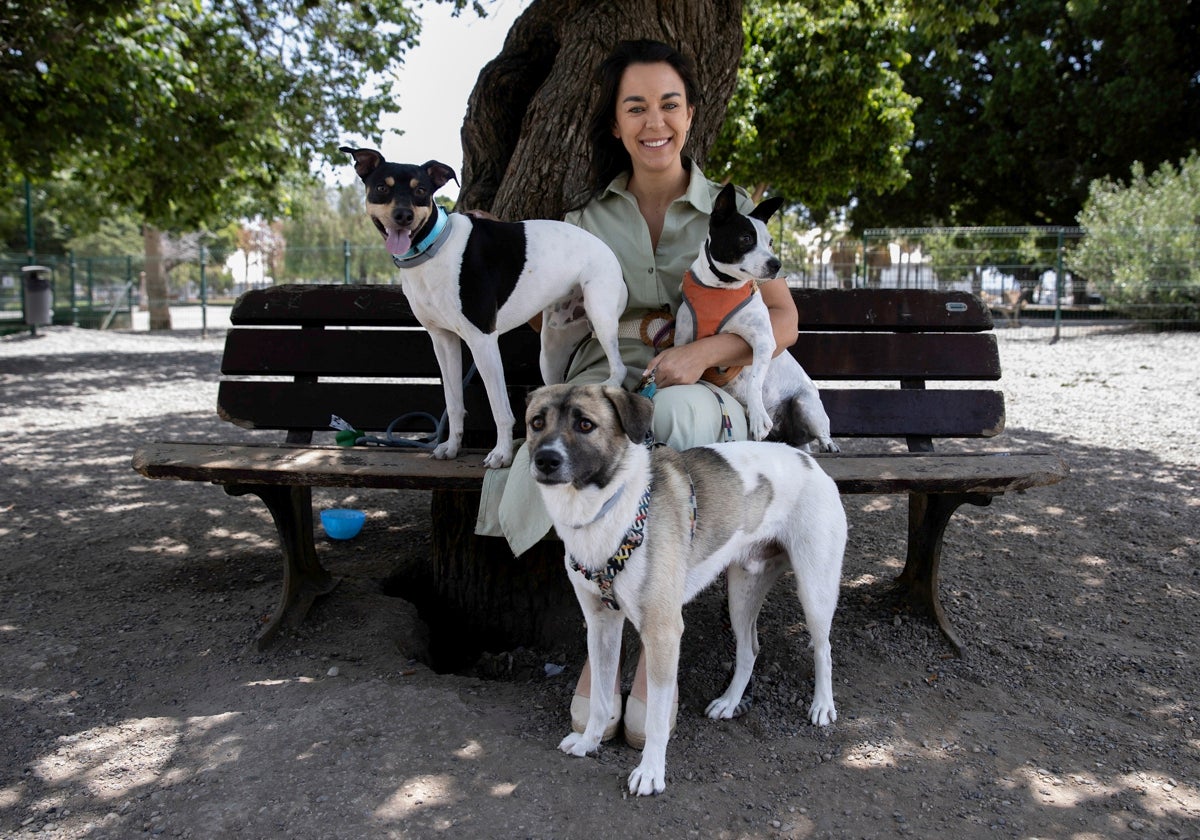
[856,497,896,513]
[32,717,183,797]
[18,711,249,820]
[375,774,459,820]
[453,739,485,760]
[243,677,318,687]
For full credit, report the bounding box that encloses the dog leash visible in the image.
[331,362,478,450]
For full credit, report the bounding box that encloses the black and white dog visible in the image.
[527,384,846,795]
[341,147,627,468]
[675,184,838,452]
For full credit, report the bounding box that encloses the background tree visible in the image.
[1069,153,1200,320]
[708,0,917,219]
[278,184,400,285]
[852,0,1200,228]
[1,0,475,326]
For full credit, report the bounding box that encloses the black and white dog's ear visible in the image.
[340,146,383,181]
[605,387,655,445]
[751,195,786,223]
[422,161,461,192]
[711,182,741,225]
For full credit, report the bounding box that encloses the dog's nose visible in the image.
[533,447,563,475]
[766,257,781,276]
[393,207,413,227]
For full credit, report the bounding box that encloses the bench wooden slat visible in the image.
[790,333,1000,380]
[218,381,496,432]
[232,284,420,327]
[132,442,1067,496]
[221,326,543,381]
[218,381,1005,439]
[822,389,1005,437]
[792,288,993,331]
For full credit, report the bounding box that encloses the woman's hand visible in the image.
[644,277,799,387]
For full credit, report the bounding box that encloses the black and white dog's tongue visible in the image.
[386,229,412,255]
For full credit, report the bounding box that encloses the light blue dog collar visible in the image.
[390,206,451,269]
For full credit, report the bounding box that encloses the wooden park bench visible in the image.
[131,284,1068,654]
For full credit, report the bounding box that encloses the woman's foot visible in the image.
[623,650,678,750]
[571,656,622,741]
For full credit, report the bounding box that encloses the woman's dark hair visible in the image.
[577,39,700,204]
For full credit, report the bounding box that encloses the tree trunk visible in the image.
[143,225,172,330]
[459,0,745,220]
[417,0,746,657]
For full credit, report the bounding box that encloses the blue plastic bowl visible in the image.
[320,508,366,540]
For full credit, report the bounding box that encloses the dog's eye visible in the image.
[414,187,428,199]
[739,233,754,249]
[576,418,594,433]
[529,416,545,432]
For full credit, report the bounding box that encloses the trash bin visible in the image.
[21,265,53,331]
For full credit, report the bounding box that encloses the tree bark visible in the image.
[142,225,172,330]
[459,0,745,220]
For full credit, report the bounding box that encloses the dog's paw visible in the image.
[809,699,838,726]
[817,438,841,453]
[704,695,746,720]
[431,442,459,460]
[483,446,513,469]
[628,759,666,796]
[558,732,600,757]
[705,693,752,720]
[749,417,773,441]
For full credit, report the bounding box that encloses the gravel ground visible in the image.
[1,323,1197,839]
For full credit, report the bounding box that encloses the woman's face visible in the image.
[612,61,695,177]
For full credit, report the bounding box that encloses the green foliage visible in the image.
[710,0,918,222]
[1070,154,1200,319]
[852,0,1200,228]
[1,0,473,231]
[278,184,396,284]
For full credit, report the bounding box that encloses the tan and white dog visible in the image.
[526,384,847,796]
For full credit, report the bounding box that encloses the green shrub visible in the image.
[1070,153,1200,322]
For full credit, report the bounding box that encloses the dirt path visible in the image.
[1,326,1197,839]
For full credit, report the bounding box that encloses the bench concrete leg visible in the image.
[894,491,993,656]
[225,484,339,649]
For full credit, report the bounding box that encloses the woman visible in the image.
[475,39,799,748]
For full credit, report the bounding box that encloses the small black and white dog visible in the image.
[675,184,838,452]
[341,147,627,468]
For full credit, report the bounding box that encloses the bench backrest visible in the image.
[219,284,1001,451]
[790,288,1002,452]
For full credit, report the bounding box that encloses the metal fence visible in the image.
[5,225,1197,338]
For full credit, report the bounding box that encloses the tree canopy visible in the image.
[708,0,919,219]
[851,0,1200,228]
[1,0,477,232]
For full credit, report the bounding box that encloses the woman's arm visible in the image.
[644,277,798,386]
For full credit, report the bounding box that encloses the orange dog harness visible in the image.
[680,270,758,387]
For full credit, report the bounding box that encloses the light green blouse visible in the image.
[562,159,753,385]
